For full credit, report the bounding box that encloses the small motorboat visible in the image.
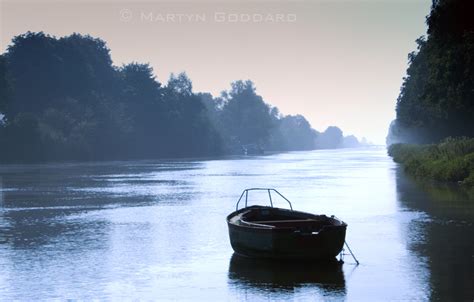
[226,188,347,260]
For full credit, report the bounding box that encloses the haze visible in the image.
[0,0,431,144]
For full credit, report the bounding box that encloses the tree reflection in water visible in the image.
[395,167,474,301]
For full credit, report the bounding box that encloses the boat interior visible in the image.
[240,207,340,230]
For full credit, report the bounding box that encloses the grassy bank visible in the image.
[388,138,474,186]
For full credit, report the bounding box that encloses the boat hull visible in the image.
[227,206,347,260]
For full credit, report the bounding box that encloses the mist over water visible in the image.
[0,147,472,300]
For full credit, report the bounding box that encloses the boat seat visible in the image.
[250,219,326,229]
[252,219,316,224]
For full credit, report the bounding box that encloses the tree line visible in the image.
[387,0,474,145]
[0,32,363,162]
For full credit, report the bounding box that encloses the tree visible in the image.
[391,0,474,144]
[220,80,273,147]
[167,72,193,96]
[315,126,343,149]
[0,55,8,116]
[120,62,163,156]
[0,31,354,162]
[272,115,317,151]
[161,72,222,156]
[342,135,360,148]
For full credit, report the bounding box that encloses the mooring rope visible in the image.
[344,241,360,265]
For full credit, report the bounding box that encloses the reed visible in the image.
[388,137,474,186]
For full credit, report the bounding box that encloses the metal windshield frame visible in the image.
[235,188,293,211]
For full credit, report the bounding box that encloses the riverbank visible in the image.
[388,138,474,186]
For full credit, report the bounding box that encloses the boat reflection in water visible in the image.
[228,253,346,294]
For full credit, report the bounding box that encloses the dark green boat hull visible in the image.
[227,206,347,260]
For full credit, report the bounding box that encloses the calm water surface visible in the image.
[0,147,473,300]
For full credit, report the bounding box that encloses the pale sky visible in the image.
[0,0,432,144]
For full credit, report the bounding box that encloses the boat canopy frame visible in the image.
[235,188,293,211]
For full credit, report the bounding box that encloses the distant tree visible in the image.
[121,63,161,100]
[342,135,360,148]
[270,115,317,151]
[315,126,343,149]
[162,72,222,156]
[2,113,43,161]
[0,32,143,160]
[120,62,163,156]
[220,80,273,147]
[201,81,352,153]
[0,55,8,116]
[4,32,118,118]
[0,31,354,162]
[167,72,193,96]
[198,92,224,133]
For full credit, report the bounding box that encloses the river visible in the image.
[0,147,472,300]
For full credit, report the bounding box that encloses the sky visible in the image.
[0,0,432,144]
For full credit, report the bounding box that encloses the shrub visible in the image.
[388,138,474,186]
